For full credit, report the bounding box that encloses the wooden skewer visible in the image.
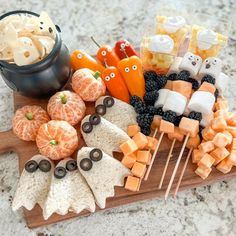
[173,147,193,198]
[144,131,165,181]
[164,133,190,201]
[158,138,176,189]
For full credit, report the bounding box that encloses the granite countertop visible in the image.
[0,0,236,235]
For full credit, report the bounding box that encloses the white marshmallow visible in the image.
[179,52,202,77]
[199,57,222,79]
[163,91,187,116]
[187,91,215,115]
[215,72,229,96]
[200,112,214,128]
[148,35,174,54]
[154,89,170,108]
[167,57,182,75]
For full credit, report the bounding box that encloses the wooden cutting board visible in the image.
[0,92,236,229]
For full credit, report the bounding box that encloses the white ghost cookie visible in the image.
[77,147,130,209]
[12,155,54,211]
[43,158,95,220]
[95,96,137,132]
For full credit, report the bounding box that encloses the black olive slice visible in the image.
[103,96,114,107]
[95,104,106,116]
[90,148,103,162]
[66,159,77,171]
[54,166,67,179]
[82,122,93,133]
[80,158,93,171]
[89,113,101,125]
[38,159,51,172]
[25,160,38,173]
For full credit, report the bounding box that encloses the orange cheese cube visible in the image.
[121,154,137,169]
[159,120,175,134]
[227,126,236,138]
[136,150,151,164]
[187,135,200,149]
[120,139,138,156]
[215,100,229,111]
[213,132,230,148]
[210,147,230,165]
[168,127,184,142]
[146,136,158,150]
[199,82,216,94]
[211,116,227,132]
[131,162,146,178]
[214,110,228,119]
[198,141,215,154]
[230,138,236,150]
[151,115,162,130]
[226,113,236,126]
[164,80,173,90]
[132,132,148,149]
[222,131,233,145]
[216,158,233,174]
[228,151,236,166]
[198,153,215,169]
[192,149,203,164]
[127,124,140,137]
[172,80,192,99]
[195,166,212,179]
[125,176,140,192]
[201,126,216,141]
[179,117,199,137]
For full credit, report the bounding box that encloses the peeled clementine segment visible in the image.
[12,105,50,141]
[36,120,78,160]
[47,90,86,126]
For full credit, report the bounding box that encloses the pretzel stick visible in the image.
[144,131,164,181]
[158,138,176,189]
[164,133,190,200]
[173,147,193,198]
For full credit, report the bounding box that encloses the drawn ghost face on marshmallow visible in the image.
[179,52,202,77]
[199,57,222,79]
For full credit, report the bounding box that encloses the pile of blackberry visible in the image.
[201,75,216,85]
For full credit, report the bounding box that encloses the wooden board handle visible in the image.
[0,129,18,154]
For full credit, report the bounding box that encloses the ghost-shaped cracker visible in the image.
[81,114,130,156]
[12,37,40,66]
[95,96,137,132]
[12,155,54,211]
[77,147,130,209]
[179,52,202,77]
[43,158,95,220]
[199,57,222,79]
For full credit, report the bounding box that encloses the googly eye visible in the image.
[121,43,125,49]
[125,67,130,73]
[132,65,137,70]
[107,47,112,52]
[101,50,107,56]
[105,76,110,81]
[125,41,129,46]
[196,58,199,61]
[206,59,209,63]
[214,59,217,62]
[77,53,83,59]
[110,73,115,78]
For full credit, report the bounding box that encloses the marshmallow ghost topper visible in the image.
[199,57,222,79]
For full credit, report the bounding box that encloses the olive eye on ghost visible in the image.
[77,53,83,59]
[125,67,130,72]
[132,65,137,70]
[101,51,107,56]
[105,76,110,81]
[110,73,115,78]
[206,60,209,63]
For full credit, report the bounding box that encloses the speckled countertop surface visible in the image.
[0,0,236,235]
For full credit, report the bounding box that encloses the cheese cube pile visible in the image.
[121,124,158,192]
[193,98,236,179]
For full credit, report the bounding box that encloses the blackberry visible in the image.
[156,75,167,89]
[144,90,159,106]
[174,115,184,127]
[168,73,177,81]
[146,106,164,116]
[201,75,215,85]
[188,111,202,122]
[144,71,158,82]
[141,126,151,136]
[162,110,177,123]
[188,78,199,91]
[214,89,219,101]
[145,80,158,92]
[177,70,190,81]
[130,95,142,107]
[155,107,164,116]
[136,113,154,127]
[134,101,147,114]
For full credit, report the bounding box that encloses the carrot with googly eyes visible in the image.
[101,60,130,103]
[91,37,120,67]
